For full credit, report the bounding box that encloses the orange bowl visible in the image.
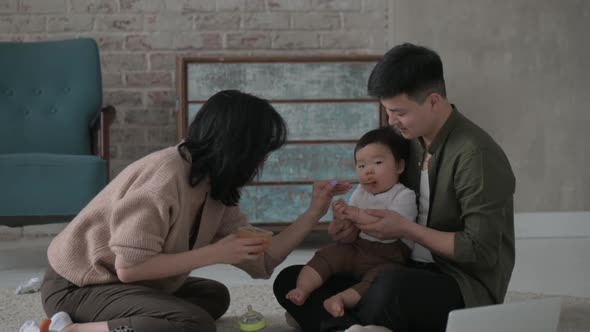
[238,225,273,253]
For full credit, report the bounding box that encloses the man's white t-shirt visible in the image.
[349,183,418,248]
[410,170,435,263]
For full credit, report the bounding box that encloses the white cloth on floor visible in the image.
[49,312,73,331]
[344,325,393,332]
[15,276,42,295]
[19,320,39,332]
[18,312,73,332]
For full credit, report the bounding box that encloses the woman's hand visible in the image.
[206,234,268,265]
[264,180,351,260]
[307,181,352,219]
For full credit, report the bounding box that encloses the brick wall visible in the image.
[0,0,391,176]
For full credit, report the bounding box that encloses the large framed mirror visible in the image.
[176,56,385,229]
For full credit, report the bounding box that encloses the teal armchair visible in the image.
[0,38,115,227]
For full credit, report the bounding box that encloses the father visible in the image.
[273,43,516,332]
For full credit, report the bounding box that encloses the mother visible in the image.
[40,90,350,332]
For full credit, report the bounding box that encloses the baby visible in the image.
[286,126,418,317]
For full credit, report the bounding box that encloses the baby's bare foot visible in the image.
[323,294,345,317]
[286,288,309,306]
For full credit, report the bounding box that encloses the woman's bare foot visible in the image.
[323,294,346,317]
[286,288,309,305]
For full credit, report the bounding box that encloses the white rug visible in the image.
[0,285,293,332]
[1,286,589,332]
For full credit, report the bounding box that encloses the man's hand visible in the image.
[362,209,457,258]
[356,208,409,241]
[328,218,359,243]
[332,199,347,215]
[329,200,359,243]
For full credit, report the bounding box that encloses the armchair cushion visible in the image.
[0,153,106,216]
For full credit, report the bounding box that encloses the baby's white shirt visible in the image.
[349,183,418,247]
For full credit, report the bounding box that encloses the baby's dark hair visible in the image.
[354,126,409,163]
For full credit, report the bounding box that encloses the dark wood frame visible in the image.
[176,56,385,229]
[92,105,117,180]
[0,105,116,228]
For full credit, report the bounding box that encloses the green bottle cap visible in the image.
[238,305,266,331]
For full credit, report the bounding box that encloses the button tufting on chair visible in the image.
[0,38,115,227]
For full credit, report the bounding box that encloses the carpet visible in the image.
[0,285,292,332]
[1,287,589,332]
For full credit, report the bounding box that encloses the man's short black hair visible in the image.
[368,43,446,102]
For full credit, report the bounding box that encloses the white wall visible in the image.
[389,0,590,213]
[508,212,590,297]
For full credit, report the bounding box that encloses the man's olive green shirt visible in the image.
[402,107,516,307]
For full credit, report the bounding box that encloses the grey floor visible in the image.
[0,236,54,289]
[3,234,590,297]
[2,233,590,332]
[0,235,321,289]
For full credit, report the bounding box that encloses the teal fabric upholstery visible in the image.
[0,39,109,223]
[0,154,106,216]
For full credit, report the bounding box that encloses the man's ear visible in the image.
[428,92,446,110]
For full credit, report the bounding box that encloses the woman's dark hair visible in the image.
[354,126,409,163]
[178,90,287,206]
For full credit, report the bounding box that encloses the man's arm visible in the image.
[401,223,456,258]
[364,149,515,267]
[408,149,515,266]
[447,149,515,268]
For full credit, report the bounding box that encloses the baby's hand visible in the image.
[329,218,343,233]
[332,199,348,214]
[329,214,358,244]
[329,215,352,234]
[333,199,361,222]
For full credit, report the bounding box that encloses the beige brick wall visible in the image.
[0,0,391,176]
[3,0,590,213]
